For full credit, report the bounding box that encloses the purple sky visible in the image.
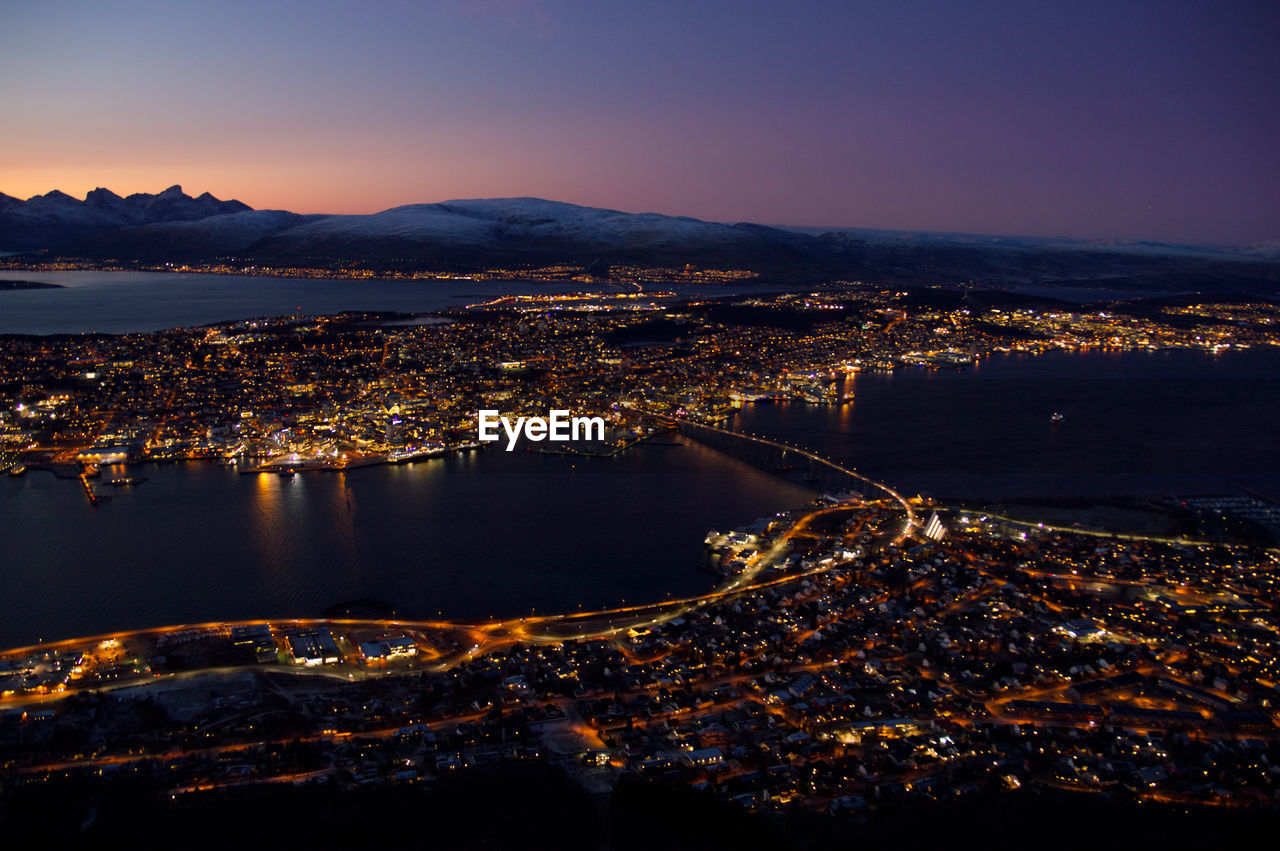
[3,1,1277,244]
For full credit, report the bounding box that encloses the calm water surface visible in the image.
[0,270,762,335]
[1,440,811,648]
[736,348,1280,499]
[2,273,1276,646]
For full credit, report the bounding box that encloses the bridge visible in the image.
[629,408,919,542]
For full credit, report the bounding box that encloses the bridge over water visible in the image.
[677,419,872,497]
[635,409,918,538]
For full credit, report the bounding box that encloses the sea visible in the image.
[0,269,761,335]
[1,271,1277,647]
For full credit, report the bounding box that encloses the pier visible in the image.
[78,467,109,506]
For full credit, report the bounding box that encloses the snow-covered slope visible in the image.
[73,209,316,258]
[247,197,810,268]
[272,197,772,247]
[3,188,1278,294]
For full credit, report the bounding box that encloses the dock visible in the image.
[79,469,110,506]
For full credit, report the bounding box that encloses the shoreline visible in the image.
[3,483,1275,699]
[0,260,765,287]
[0,419,915,660]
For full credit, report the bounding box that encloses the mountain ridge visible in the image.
[3,188,1279,294]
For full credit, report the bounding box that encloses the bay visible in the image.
[0,438,812,648]
[0,270,760,335]
[2,277,1277,649]
[731,348,1280,499]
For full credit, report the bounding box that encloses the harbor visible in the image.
[239,441,483,474]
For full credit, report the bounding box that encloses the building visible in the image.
[231,624,278,662]
[285,630,341,666]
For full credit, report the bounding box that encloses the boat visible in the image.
[104,476,148,487]
[1050,412,1064,423]
[278,469,296,477]
[388,443,447,463]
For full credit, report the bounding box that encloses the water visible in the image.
[0,439,813,648]
[0,270,1184,337]
[731,348,1280,499]
[0,270,763,335]
[2,275,1276,647]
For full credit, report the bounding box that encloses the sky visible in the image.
[2,0,1278,244]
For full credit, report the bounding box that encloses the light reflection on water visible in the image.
[1,348,1276,647]
[1,439,813,647]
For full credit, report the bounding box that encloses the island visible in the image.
[0,279,63,290]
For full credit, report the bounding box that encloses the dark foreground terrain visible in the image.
[4,765,1275,850]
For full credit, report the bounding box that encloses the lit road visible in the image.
[1,414,921,704]
[967,508,1280,553]
[0,500,908,708]
[628,407,919,542]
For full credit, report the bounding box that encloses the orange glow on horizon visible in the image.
[0,165,460,217]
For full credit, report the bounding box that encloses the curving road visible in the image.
[0,414,922,699]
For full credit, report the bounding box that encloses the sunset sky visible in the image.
[3,0,1277,244]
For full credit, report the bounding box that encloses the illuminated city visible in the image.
[3,1,1279,847]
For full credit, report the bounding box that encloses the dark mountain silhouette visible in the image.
[3,188,1278,294]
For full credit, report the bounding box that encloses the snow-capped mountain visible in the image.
[71,209,320,259]
[0,185,255,251]
[2,188,1278,294]
[245,197,812,269]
